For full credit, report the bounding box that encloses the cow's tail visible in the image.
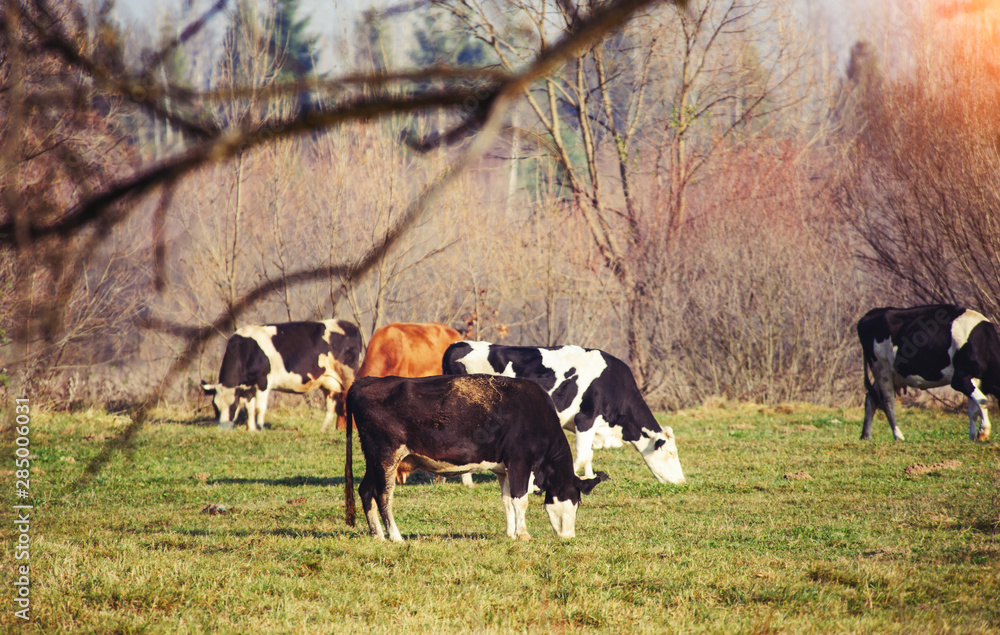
[344,391,356,527]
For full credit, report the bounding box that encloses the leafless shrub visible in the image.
[639,142,875,407]
[0,4,150,406]
[841,12,1000,319]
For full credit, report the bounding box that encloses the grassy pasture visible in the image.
[2,401,999,633]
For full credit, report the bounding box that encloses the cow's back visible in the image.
[349,374,569,465]
[444,342,658,434]
[358,322,462,378]
[857,305,967,370]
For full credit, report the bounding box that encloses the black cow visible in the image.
[443,342,685,484]
[344,374,608,542]
[201,319,362,431]
[858,304,998,441]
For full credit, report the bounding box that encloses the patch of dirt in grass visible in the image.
[796,424,819,432]
[287,497,308,505]
[730,423,756,431]
[904,460,961,477]
[201,504,229,515]
[82,433,106,442]
[784,471,813,480]
[191,472,210,481]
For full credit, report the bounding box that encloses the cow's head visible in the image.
[634,427,686,485]
[544,471,608,539]
[201,382,251,427]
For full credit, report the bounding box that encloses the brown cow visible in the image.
[350,322,466,485]
[354,322,462,383]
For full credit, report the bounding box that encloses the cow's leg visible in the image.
[244,396,258,432]
[872,367,904,441]
[883,390,904,441]
[335,390,349,431]
[496,472,517,538]
[460,473,475,488]
[374,449,406,542]
[573,426,597,478]
[976,394,992,442]
[257,388,271,430]
[511,492,531,541]
[505,463,532,541]
[319,388,336,432]
[358,472,386,540]
[961,379,992,441]
[376,481,404,543]
[861,391,877,440]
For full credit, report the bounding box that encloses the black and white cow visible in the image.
[442,342,685,484]
[344,374,608,542]
[201,319,362,431]
[858,304,999,441]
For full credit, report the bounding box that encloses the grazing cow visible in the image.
[858,304,998,441]
[201,320,362,431]
[355,321,466,485]
[344,374,608,541]
[443,342,686,484]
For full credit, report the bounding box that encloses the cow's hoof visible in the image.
[978,430,990,441]
[516,532,531,542]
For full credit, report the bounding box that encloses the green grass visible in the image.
[2,401,999,633]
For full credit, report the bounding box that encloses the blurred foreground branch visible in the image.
[0,0,687,487]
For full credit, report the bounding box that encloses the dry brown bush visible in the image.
[0,4,150,407]
[637,142,876,407]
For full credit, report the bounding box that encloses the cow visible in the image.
[443,342,686,485]
[355,322,463,385]
[858,304,998,441]
[201,319,362,432]
[343,374,608,541]
[355,321,469,485]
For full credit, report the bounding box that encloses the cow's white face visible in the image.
[544,496,579,539]
[634,427,686,485]
[201,382,242,424]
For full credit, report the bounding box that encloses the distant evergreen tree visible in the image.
[269,0,318,82]
[410,8,494,70]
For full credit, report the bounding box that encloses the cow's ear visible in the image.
[578,471,610,495]
[201,382,217,396]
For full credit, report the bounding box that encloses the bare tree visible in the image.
[441,0,810,389]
